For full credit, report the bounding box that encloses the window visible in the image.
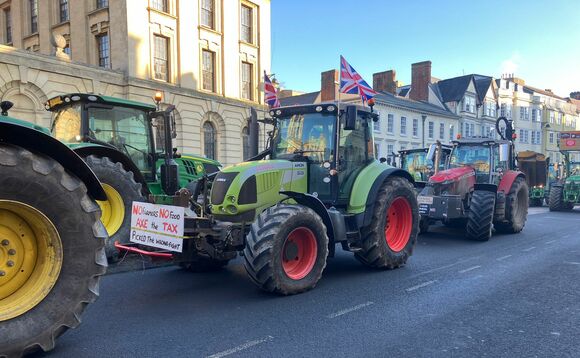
[241,61,253,100]
[59,0,69,22]
[153,35,169,81]
[519,107,529,121]
[531,131,536,144]
[500,103,511,119]
[449,125,454,141]
[150,0,168,12]
[63,41,71,56]
[412,118,418,137]
[4,8,11,44]
[242,126,250,160]
[203,121,216,159]
[201,0,215,29]
[387,144,394,156]
[387,114,394,133]
[240,5,253,43]
[549,111,554,124]
[96,33,110,68]
[29,0,38,34]
[557,112,562,124]
[428,121,434,139]
[373,117,380,132]
[96,0,109,8]
[400,116,406,135]
[463,96,475,113]
[202,49,215,92]
[439,123,444,140]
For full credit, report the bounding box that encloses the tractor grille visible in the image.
[210,172,239,205]
[256,171,280,194]
[181,159,198,176]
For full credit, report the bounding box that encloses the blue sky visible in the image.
[271,0,580,97]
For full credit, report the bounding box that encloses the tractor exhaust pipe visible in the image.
[248,107,259,158]
[434,140,442,175]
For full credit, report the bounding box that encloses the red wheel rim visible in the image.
[281,227,318,280]
[385,197,413,252]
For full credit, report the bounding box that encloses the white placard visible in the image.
[130,202,185,253]
[417,195,434,205]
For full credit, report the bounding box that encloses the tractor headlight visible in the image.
[226,205,238,214]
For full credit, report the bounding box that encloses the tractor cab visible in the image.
[47,93,160,180]
[446,138,512,185]
[269,103,378,206]
[399,146,451,182]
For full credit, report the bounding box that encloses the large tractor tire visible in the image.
[355,176,419,269]
[0,144,107,357]
[548,186,573,212]
[243,204,329,295]
[179,255,230,273]
[465,190,496,241]
[496,177,529,234]
[85,155,146,260]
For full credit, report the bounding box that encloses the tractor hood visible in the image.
[429,166,475,185]
[565,175,580,185]
[209,160,308,222]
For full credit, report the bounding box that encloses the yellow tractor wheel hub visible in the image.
[96,183,125,236]
[0,200,63,321]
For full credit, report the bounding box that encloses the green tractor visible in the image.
[128,103,420,295]
[45,93,220,259]
[0,102,107,356]
[549,131,580,211]
[517,151,549,207]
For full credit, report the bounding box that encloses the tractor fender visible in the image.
[498,170,525,194]
[474,183,498,193]
[280,191,336,244]
[73,145,150,194]
[0,121,106,200]
[362,167,414,227]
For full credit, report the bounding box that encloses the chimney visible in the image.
[373,70,397,94]
[570,91,580,100]
[320,69,338,102]
[410,61,431,102]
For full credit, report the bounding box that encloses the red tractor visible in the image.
[417,117,529,241]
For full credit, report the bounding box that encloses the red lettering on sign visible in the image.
[136,218,148,229]
[132,205,142,215]
[159,208,170,219]
[163,222,178,233]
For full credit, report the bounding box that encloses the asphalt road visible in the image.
[37,207,580,358]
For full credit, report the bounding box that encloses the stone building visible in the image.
[0,0,271,165]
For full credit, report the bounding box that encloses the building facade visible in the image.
[0,0,271,165]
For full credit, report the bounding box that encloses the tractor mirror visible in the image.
[344,105,357,130]
[499,143,509,162]
[426,144,437,162]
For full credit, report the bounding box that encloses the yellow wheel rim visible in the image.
[96,184,125,236]
[0,200,63,321]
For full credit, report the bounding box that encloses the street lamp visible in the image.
[421,114,427,147]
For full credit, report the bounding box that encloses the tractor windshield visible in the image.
[51,104,82,143]
[569,162,580,176]
[402,152,432,181]
[271,112,335,163]
[449,145,492,183]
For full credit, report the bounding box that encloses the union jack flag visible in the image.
[264,71,280,108]
[340,56,377,102]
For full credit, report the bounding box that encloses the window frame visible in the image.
[200,0,215,29]
[201,49,216,92]
[153,34,169,82]
[241,61,253,101]
[240,3,253,44]
[428,121,434,139]
[96,33,110,68]
[400,116,406,136]
[59,0,69,23]
[4,7,11,44]
[150,0,169,13]
[29,0,38,34]
[96,0,109,9]
[203,121,217,160]
[387,114,394,134]
[412,118,418,137]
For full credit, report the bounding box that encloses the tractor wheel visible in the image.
[243,204,329,295]
[179,256,230,273]
[548,186,569,212]
[355,176,419,269]
[496,177,529,234]
[0,144,107,357]
[419,217,430,235]
[465,190,496,241]
[85,155,146,260]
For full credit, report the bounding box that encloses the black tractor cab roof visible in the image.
[399,145,452,155]
[452,137,510,146]
[269,102,378,121]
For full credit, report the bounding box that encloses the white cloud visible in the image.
[500,52,521,76]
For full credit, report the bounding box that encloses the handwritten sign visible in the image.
[130,202,185,253]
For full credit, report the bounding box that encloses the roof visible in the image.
[279,91,320,106]
[473,75,494,103]
[47,93,157,111]
[374,91,460,119]
[397,85,411,97]
[523,85,566,100]
[435,75,473,103]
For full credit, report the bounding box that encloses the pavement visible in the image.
[37,206,580,358]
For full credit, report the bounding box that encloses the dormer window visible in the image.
[463,96,475,113]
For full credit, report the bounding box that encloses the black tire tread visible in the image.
[466,190,496,241]
[0,144,107,358]
[495,177,529,234]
